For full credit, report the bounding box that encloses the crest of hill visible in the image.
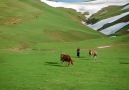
[86,4,129,24]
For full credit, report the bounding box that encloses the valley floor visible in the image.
[0,36,129,90]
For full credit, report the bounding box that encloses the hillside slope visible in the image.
[87,4,129,35]
[40,0,129,35]
[0,0,104,49]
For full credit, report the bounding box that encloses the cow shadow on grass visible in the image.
[45,62,67,67]
[81,58,90,60]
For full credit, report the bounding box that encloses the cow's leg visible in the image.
[93,55,97,60]
[68,62,70,66]
[61,59,64,64]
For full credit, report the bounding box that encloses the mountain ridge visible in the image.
[41,0,129,35]
[87,4,129,35]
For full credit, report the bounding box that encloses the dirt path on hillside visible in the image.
[3,13,42,26]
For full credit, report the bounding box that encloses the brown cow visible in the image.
[61,53,73,65]
[89,50,97,59]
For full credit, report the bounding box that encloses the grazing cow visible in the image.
[93,51,97,59]
[61,53,73,65]
[89,50,98,59]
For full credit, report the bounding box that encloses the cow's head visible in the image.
[71,60,74,65]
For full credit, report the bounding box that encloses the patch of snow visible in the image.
[122,4,129,10]
[100,21,129,35]
[87,12,129,30]
[40,0,129,18]
[40,0,129,35]
[97,46,110,48]
[81,21,86,25]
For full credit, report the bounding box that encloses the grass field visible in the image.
[0,35,129,90]
[0,0,129,90]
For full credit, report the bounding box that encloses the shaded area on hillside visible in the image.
[44,30,101,42]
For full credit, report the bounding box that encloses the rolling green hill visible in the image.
[0,0,104,49]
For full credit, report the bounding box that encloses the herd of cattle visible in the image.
[60,50,98,66]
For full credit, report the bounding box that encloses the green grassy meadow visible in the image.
[0,36,129,90]
[0,0,129,90]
